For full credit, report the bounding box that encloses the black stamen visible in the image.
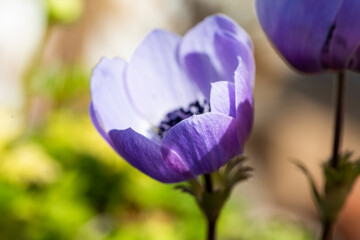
[157,100,211,138]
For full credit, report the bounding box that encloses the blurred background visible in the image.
[1,0,360,239]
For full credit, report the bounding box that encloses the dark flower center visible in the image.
[157,100,210,138]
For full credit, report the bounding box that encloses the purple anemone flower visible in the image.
[90,14,255,183]
[256,0,360,73]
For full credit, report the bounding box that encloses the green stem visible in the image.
[203,174,217,240]
[321,221,333,240]
[204,174,213,193]
[207,216,217,240]
[331,71,346,168]
[320,71,346,240]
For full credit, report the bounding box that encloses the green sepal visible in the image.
[175,155,253,221]
[292,160,322,212]
[321,152,360,222]
[294,152,360,223]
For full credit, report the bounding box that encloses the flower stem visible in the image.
[203,174,217,240]
[331,71,346,169]
[207,216,217,240]
[204,174,213,193]
[321,221,334,240]
[320,71,346,240]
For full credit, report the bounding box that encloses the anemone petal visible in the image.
[210,81,236,118]
[161,112,239,175]
[180,14,254,98]
[234,59,254,148]
[325,0,360,70]
[90,57,150,136]
[256,0,342,72]
[126,29,201,126]
[109,128,194,183]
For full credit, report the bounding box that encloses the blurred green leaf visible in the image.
[44,0,84,24]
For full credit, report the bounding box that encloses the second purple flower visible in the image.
[90,14,255,183]
[256,0,360,73]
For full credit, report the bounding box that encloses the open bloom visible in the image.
[90,14,254,183]
[256,0,360,73]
